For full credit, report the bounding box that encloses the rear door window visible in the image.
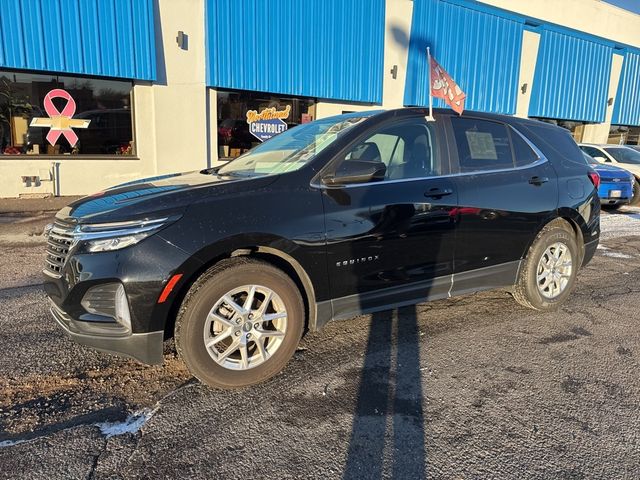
[451,118,513,172]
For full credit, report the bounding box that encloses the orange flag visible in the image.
[430,55,466,115]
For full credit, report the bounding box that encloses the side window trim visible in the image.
[509,124,543,162]
[445,115,548,177]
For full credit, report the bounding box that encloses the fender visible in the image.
[151,233,330,336]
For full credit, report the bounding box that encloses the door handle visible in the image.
[529,176,549,186]
[424,187,453,199]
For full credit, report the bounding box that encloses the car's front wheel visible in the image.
[512,219,579,311]
[175,258,304,388]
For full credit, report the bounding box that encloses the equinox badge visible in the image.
[336,255,380,267]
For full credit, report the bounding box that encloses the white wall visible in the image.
[514,30,541,119]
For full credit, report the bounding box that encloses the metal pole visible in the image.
[426,47,435,122]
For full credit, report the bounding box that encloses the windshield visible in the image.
[217,112,378,177]
[603,146,640,165]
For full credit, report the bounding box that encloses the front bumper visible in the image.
[51,300,164,364]
[44,234,195,365]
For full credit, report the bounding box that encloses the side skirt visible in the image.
[314,260,522,330]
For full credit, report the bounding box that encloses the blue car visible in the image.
[583,152,634,209]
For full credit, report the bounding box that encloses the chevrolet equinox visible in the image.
[44,109,600,388]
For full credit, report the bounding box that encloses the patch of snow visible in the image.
[0,439,29,448]
[599,207,640,240]
[599,251,634,259]
[0,408,158,450]
[96,408,156,438]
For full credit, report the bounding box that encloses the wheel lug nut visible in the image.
[254,323,259,329]
[247,333,252,339]
[248,313,253,319]
[235,331,241,336]
[235,318,241,324]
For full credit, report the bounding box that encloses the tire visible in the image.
[175,257,304,388]
[601,203,622,211]
[630,178,640,206]
[512,219,579,311]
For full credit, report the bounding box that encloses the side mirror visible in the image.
[594,156,608,163]
[323,160,387,186]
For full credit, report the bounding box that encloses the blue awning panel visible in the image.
[0,0,156,80]
[529,29,612,123]
[206,0,385,104]
[612,50,640,126]
[404,0,524,114]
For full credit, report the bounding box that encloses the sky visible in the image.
[602,0,640,15]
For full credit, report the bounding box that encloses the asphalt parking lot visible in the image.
[1,206,640,479]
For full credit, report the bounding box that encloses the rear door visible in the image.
[319,115,458,318]
[445,116,558,294]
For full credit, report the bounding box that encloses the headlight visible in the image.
[74,216,180,253]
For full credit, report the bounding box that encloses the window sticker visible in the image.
[29,89,90,147]
[465,131,497,160]
[246,105,291,142]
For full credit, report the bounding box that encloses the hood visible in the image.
[55,170,277,224]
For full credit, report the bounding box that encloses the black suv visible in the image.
[44,109,600,388]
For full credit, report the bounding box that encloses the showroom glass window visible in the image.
[0,70,134,156]
[217,90,316,159]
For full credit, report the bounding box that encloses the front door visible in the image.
[318,116,458,319]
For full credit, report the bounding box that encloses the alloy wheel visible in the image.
[203,285,287,370]
[536,242,573,299]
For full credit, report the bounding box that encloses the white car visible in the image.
[578,144,640,205]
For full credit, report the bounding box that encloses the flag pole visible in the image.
[426,47,435,122]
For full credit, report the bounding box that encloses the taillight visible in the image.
[588,171,600,189]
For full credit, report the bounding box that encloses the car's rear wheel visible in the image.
[631,178,640,206]
[601,203,622,211]
[175,258,304,388]
[512,220,579,311]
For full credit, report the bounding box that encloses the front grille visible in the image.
[44,221,75,276]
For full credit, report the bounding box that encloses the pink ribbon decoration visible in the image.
[30,89,90,147]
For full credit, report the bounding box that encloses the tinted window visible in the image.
[521,124,585,164]
[511,129,539,167]
[338,119,439,181]
[452,118,513,172]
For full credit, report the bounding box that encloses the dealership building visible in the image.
[1,0,639,197]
